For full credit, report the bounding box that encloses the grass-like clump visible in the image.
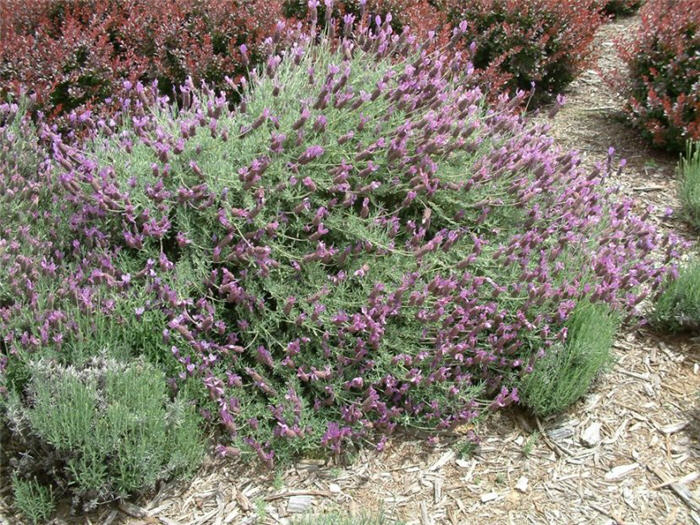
[680,141,700,230]
[517,300,619,416]
[651,260,700,333]
[293,511,398,525]
[11,477,55,525]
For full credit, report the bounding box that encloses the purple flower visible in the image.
[298,145,324,165]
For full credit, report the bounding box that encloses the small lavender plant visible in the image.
[680,141,700,230]
[0,4,685,478]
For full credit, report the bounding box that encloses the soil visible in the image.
[1,13,698,525]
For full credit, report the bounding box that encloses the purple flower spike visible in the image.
[298,145,325,164]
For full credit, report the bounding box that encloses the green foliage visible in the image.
[455,438,479,459]
[521,431,539,457]
[601,0,644,16]
[5,357,205,513]
[651,260,700,333]
[11,477,55,525]
[517,301,619,416]
[680,141,700,230]
[293,510,399,525]
[254,498,269,521]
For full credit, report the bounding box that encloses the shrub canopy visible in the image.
[614,0,700,153]
[1,17,684,470]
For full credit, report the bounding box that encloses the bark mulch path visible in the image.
[1,14,698,525]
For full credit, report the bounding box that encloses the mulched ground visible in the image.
[1,13,698,525]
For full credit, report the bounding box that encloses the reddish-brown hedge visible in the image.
[0,0,606,116]
[0,0,285,117]
[600,0,644,16]
[442,0,603,104]
[614,0,699,153]
[283,1,603,105]
[282,0,447,39]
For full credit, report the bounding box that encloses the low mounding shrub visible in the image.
[443,0,603,103]
[680,141,700,230]
[1,14,684,486]
[4,357,205,513]
[614,0,700,153]
[600,0,644,16]
[517,300,618,416]
[0,0,284,118]
[651,261,700,333]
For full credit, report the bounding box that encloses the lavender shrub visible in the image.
[1,9,685,473]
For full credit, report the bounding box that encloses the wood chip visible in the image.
[669,484,700,513]
[515,477,529,493]
[580,422,602,448]
[147,501,174,517]
[223,509,240,524]
[158,517,181,525]
[265,490,331,502]
[590,502,627,524]
[455,459,471,468]
[193,509,218,525]
[480,492,500,503]
[234,490,251,512]
[428,450,455,472]
[616,367,649,380]
[632,185,665,192]
[102,510,119,525]
[653,471,700,490]
[420,501,432,525]
[118,502,148,519]
[605,463,638,481]
[547,426,574,441]
[287,495,315,514]
[433,478,443,504]
[658,421,689,434]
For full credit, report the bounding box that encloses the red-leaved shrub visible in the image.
[282,0,447,39]
[283,1,602,105]
[613,0,699,153]
[600,0,644,16]
[443,0,604,104]
[0,0,285,118]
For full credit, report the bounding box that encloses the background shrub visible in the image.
[282,0,445,36]
[600,0,644,16]
[613,0,699,153]
[0,0,285,118]
[4,357,205,512]
[443,0,603,104]
[651,260,700,333]
[283,0,603,105]
[680,141,700,230]
[517,300,618,416]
